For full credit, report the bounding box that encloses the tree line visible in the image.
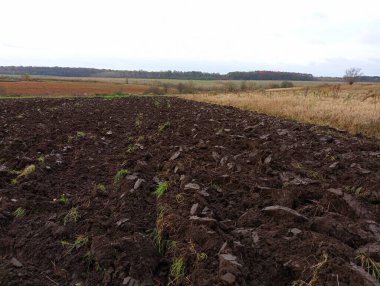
[1,66,379,82]
[0,66,314,81]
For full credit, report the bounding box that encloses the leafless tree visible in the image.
[343,67,363,85]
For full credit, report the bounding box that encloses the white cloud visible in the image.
[1,0,380,75]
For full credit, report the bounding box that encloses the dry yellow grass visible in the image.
[177,84,380,139]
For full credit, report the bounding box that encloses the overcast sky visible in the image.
[1,0,380,76]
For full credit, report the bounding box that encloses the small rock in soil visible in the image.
[189,216,217,226]
[170,151,181,161]
[289,228,302,235]
[199,188,210,197]
[327,188,343,196]
[218,241,229,254]
[288,177,319,186]
[135,143,144,150]
[134,178,145,190]
[219,253,242,275]
[264,155,272,165]
[123,276,139,286]
[136,160,147,167]
[201,206,211,215]
[227,162,235,170]
[357,164,371,174]
[174,162,185,174]
[11,257,23,267]
[220,156,228,166]
[190,203,199,215]
[220,272,236,284]
[116,218,129,227]
[125,175,138,181]
[185,183,200,190]
[212,151,221,162]
[329,161,339,169]
[262,205,309,221]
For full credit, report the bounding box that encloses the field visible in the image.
[0,80,149,97]
[1,96,379,285]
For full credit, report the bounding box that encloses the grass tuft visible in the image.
[170,257,185,282]
[58,194,69,205]
[151,206,171,254]
[356,253,380,281]
[154,182,169,199]
[37,156,45,164]
[291,251,328,286]
[114,169,128,186]
[61,235,88,254]
[135,112,143,128]
[18,164,36,178]
[158,121,170,132]
[13,207,26,218]
[64,207,79,225]
[96,183,107,193]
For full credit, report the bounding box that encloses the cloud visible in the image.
[1,0,380,76]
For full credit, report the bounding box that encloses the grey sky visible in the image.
[1,0,379,76]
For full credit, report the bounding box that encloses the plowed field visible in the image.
[0,81,148,97]
[0,97,379,286]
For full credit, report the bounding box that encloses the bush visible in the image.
[144,86,164,95]
[0,86,6,95]
[176,82,196,94]
[268,83,280,89]
[225,82,238,92]
[280,81,294,88]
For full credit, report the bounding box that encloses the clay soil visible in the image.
[0,97,379,286]
[0,81,148,97]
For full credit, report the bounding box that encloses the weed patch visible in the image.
[154,182,169,199]
[13,207,26,218]
[114,169,128,186]
[356,253,380,282]
[64,207,79,225]
[170,257,185,283]
[61,235,88,254]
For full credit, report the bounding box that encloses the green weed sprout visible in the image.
[64,207,79,225]
[18,164,36,178]
[61,235,88,253]
[154,181,169,198]
[356,253,380,281]
[114,169,128,186]
[170,257,185,282]
[59,194,69,205]
[13,207,26,218]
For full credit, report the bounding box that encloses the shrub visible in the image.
[144,86,164,95]
[280,81,294,88]
[0,86,6,96]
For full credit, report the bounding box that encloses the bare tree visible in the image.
[343,67,363,85]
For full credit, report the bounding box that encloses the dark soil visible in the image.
[0,96,379,286]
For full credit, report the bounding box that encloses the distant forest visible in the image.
[0,66,379,82]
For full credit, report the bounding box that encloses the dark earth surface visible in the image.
[0,96,379,286]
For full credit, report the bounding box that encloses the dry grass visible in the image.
[177,84,380,139]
